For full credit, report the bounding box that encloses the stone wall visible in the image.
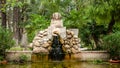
[6,51,109,62]
[6,51,32,62]
[32,51,109,62]
[80,51,110,61]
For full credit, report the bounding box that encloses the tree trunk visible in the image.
[1,12,6,28]
[13,7,21,45]
[0,0,6,28]
[92,34,99,49]
[107,14,115,34]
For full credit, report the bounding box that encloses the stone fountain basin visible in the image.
[6,51,109,62]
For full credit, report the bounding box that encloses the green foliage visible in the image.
[0,56,4,61]
[25,14,49,42]
[8,46,32,51]
[19,54,28,62]
[6,0,24,8]
[3,0,120,50]
[21,0,73,42]
[103,32,120,58]
[93,60,103,64]
[79,20,106,49]
[0,26,15,58]
[8,46,24,51]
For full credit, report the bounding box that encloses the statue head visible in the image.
[52,12,61,20]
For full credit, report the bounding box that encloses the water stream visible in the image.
[48,35,65,61]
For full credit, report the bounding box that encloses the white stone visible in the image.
[67,35,72,39]
[80,47,88,51]
[28,43,33,48]
[39,31,44,34]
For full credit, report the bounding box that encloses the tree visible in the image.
[86,0,120,34]
[77,0,120,49]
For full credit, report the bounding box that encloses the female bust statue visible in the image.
[50,12,63,28]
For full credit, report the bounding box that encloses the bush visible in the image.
[103,32,120,59]
[19,54,28,63]
[0,56,4,61]
[0,26,15,59]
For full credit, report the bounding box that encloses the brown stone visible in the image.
[67,35,73,39]
[66,30,71,35]
[71,48,79,53]
[73,45,79,50]
[42,42,50,48]
[69,29,79,37]
[72,41,76,45]
[39,47,49,53]
[47,40,52,44]
[47,46,52,51]
[64,45,71,49]
[33,47,40,53]
[43,32,48,36]
[33,41,40,47]
[66,49,71,53]
[34,36,41,40]
[39,35,44,38]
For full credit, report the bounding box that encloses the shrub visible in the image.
[19,54,28,63]
[0,56,4,61]
[0,26,15,59]
[103,32,120,59]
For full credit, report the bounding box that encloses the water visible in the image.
[0,61,120,68]
[49,35,65,61]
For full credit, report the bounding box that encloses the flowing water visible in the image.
[49,35,65,61]
[0,61,120,68]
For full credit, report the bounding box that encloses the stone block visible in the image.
[69,29,79,37]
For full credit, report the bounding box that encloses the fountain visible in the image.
[30,12,81,61]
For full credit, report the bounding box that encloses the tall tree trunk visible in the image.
[13,7,21,45]
[0,0,6,28]
[107,14,115,34]
[1,12,6,28]
[7,7,13,30]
